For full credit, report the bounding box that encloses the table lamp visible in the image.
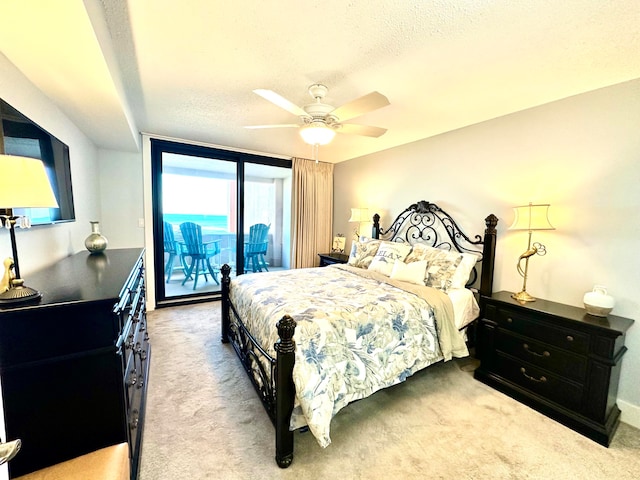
[348,207,369,239]
[0,154,59,304]
[509,202,554,302]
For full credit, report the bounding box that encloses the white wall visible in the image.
[333,78,640,426]
[97,148,144,249]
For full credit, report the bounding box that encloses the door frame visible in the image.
[150,139,291,308]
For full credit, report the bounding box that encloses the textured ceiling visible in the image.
[1,0,639,162]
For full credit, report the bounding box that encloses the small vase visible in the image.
[85,221,108,253]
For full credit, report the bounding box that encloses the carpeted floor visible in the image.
[139,302,640,479]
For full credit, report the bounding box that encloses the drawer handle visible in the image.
[507,317,513,323]
[130,409,139,430]
[566,335,574,342]
[520,367,547,383]
[523,344,550,358]
[137,347,148,361]
[128,369,138,387]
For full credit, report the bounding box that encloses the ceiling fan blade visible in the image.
[244,124,300,129]
[338,123,387,138]
[330,91,390,122]
[253,89,307,117]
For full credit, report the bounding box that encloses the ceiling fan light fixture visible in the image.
[299,122,336,146]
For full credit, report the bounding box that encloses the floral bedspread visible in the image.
[228,265,468,448]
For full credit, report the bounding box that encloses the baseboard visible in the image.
[619,399,640,429]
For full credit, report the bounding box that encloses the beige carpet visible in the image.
[139,302,640,480]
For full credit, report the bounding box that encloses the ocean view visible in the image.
[163,214,229,232]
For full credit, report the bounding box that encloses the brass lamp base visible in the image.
[0,278,42,305]
[512,290,536,303]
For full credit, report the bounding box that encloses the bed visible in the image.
[221,200,498,468]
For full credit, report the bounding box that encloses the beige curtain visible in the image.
[291,157,334,268]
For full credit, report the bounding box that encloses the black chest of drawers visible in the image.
[474,291,633,446]
[0,248,149,478]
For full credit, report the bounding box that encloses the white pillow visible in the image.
[390,259,428,285]
[450,252,480,289]
[368,242,412,276]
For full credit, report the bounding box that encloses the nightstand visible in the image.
[474,291,633,446]
[318,252,349,267]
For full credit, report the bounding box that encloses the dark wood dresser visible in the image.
[474,291,633,446]
[0,248,149,479]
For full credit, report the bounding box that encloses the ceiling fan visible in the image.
[245,84,390,146]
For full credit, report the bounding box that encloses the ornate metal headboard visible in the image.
[371,200,498,296]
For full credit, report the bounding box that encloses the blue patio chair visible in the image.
[179,222,221,289]
[244,223,270,272]
[163,221,180,283]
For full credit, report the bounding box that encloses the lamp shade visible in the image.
[509,203,554,231]
[0,155,58,209]
[348,207,369,223]
[299,122,336,146]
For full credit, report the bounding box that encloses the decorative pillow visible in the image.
[425,249,463,291]
[403,243,479,290]
[389,259,428,286]
[347,239,381,268]
[405,243,430,263]
[450,252,480,289]
[368,241,412,276]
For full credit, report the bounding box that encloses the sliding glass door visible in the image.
[151,139,291,307]
[244,163,292,273]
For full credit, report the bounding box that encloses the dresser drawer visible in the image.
[495,329,588,382]
[494,352,584,412]
[487,303,590,355]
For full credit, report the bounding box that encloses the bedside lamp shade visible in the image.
[0,154,58,305]
[349,207,369,238]
[348,207,369,223]
[509,203,554,232]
